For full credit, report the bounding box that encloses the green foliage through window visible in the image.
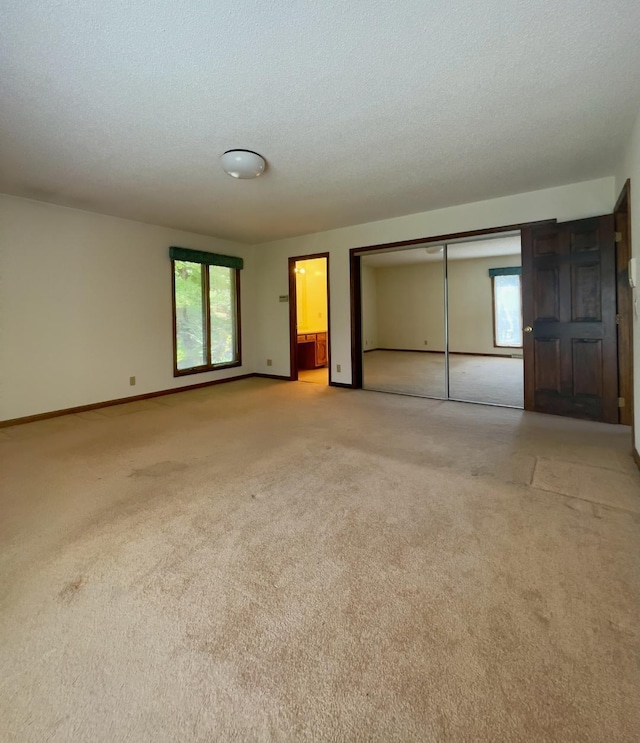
[209,265,235,365]
[173,260,239,372]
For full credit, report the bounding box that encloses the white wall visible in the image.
[253,178,615,383]
[371,254,521,355]
[361,263,378,350]
[375,261,445,351]
[0,195,255,421]
[615,107,640,450]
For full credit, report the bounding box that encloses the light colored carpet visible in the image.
[363,350,523,407]
[1,378,639,742]
[298,367,328,385]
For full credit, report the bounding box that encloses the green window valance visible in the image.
[488,266,521,277]
[169,246,243,270]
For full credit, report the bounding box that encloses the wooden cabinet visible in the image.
[297,332,328,369]
[315,335,327,366]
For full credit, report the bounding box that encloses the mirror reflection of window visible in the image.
[493,274,523,348]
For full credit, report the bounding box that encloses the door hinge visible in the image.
[618,397,625,408]
[616,313,622,325]
[615,231,622,243]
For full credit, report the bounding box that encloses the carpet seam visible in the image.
[529,456,538,486]
[528,485,640,516]
[536,455,638,476]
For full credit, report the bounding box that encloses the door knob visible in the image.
[524,326,533,333]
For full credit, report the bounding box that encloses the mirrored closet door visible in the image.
[447,237,524,407]
[360,235,524,409]
[361,246,446,399]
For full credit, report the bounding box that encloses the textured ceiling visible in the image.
[361,236,521,266]
[1,2,639,244]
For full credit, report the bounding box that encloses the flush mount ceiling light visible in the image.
[220,149,266,179]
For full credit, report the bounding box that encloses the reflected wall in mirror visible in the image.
[361,246,446,398]
[447,236,523,407]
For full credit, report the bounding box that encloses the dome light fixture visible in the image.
[220,149,266,179]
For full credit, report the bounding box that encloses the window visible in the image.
[170,247,242,375]
[490,268,522,348]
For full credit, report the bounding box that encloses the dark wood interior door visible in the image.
[521,215,618,423]
[614,182,633,426]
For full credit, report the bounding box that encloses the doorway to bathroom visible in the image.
[289,253,330,385]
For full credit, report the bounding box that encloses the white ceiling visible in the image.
[1,2,639,244]
[361,235,521,266]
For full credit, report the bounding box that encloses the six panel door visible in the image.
[521,215,618,423]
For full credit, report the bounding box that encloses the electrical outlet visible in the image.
[129,376,136,386]
[336,364,341,373]
[267,359,273,367]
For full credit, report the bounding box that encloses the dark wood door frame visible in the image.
[614,179,633,427]
[349,219,557,390]
[288,252,331,383]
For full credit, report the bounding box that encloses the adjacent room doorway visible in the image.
[289,253,330,385]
